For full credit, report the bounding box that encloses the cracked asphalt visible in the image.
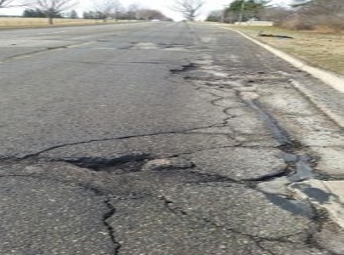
[1,22,344,254]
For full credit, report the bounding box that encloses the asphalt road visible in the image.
[1,22,344,254]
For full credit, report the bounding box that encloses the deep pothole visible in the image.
[60,153,151,174]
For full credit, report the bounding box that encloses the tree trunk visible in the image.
[48,16,54,25]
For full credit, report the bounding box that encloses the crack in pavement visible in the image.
[2,30,343,254]
[170,59,316,182]
[103,196,122,255]
[244,99,295,148]
[0,173,121,254]
[1,43,84,63]
[159,195,323,253]
[1,124,231,160]
[167,57,343,254]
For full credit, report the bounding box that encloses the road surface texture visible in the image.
[1,22,344,254]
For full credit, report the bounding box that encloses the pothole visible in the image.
[60,152,151,174]
[170,63,198,74]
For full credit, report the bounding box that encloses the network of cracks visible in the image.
[1,52,344,255]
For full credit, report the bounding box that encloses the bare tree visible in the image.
[30,0,78,25]
[260,6,291,25]
[205,10,222,22]
[0,0,29,8]
[171,0,205,21]
[136,9,167,20]
[0,0,16,8]
[127,4,140,19]
[288,0,344,30]
[93,0,122,21]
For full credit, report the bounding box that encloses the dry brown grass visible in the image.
[0,17,129,28]
[226,25,344,75]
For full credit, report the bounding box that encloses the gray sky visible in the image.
[120,0,292,20]
[0,0,292,20]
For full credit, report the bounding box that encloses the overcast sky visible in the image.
[0,0,292,20]
[122,0,292,20]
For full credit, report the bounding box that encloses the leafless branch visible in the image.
[93,0,121,20]
[29,0,78,24]
[171,0,205,21]
[0,0,31,8]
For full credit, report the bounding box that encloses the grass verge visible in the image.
[223,25,344,75]
[0,17,137,29]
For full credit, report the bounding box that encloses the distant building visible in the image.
[235,20,274,26]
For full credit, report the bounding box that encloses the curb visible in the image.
[218,26,344,128]
[218,26,344,94]
[217,26,344,229]
[289,179,344,229]
[290,79,344,128]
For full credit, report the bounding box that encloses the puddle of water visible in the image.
[288,156,314,182]
[265,193,315,218]
[302,187,332,204]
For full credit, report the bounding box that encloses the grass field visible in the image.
[0,17,133,28]
[226,25,344,75]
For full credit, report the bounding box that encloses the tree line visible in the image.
[0,0,172,24]
[82,5,172,21]
[207,0,344,30]
[2,0,343,30]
